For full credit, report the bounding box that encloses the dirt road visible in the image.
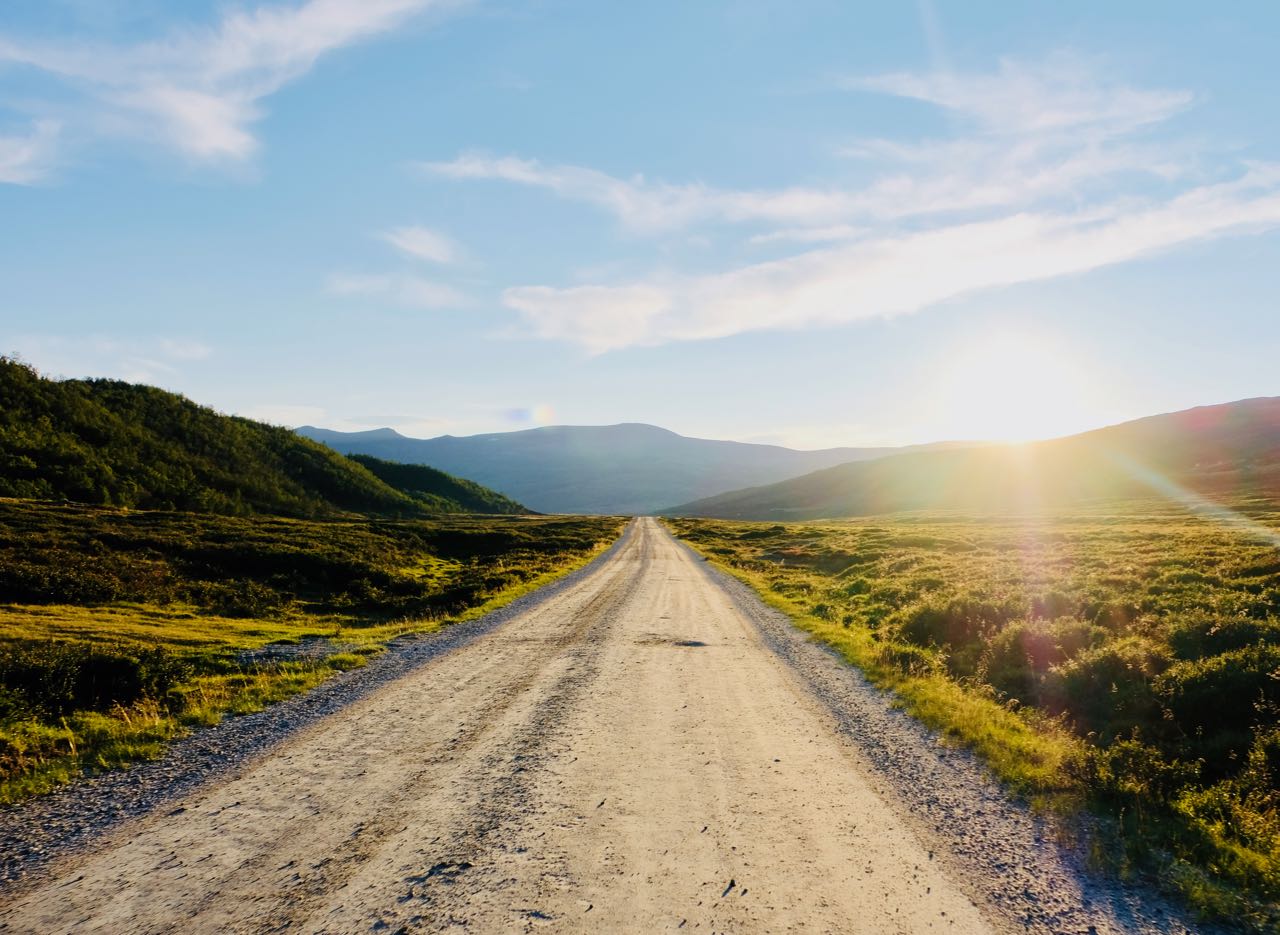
[0,518,1192,933]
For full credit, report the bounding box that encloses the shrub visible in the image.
[1091,738,1201,807]
[199,580,290,618]
[1166,614,1280,661]
[874,641,939,677]
[1042,638,1169,742]
[894,593,1023,649]
[983,617,1107,702]
[1177,730,1280,866]
[0,641,193,719]
[1156,644,1280,766]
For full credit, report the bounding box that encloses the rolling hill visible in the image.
[0,358,526,517]
[346,454,526,515]
[665,397,1280,520]
[297,423,956,515]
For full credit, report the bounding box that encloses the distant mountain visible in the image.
[346,454,527,515]
[664,398,1280,520]
[297,423,954,515]
[0,358,526,518]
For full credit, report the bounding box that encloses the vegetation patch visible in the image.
[0,500,621,802]
[0,357,526,517]
[665,504,1280,930]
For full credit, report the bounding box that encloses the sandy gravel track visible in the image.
[0,518,1202,933]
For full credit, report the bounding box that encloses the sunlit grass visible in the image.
[665,505,1280,930]
[709,558,1085,800]
[0,503,623,803]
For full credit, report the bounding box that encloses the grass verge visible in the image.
[664,512,1279,931]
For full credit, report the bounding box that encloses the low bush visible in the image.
[982,617,1106,703]
[0,641,192,718]
[893,593,1023,648]
[1156,644,1280,769]
[1166,614,1280,660]
[1042,638,1169,742]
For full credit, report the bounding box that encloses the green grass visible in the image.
[665,502,1280,930]
[0,500,623,802]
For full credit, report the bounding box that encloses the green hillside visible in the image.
[347,454,528,515]
[0,358,520,517]
[667,397,1280,520]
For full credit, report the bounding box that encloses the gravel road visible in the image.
[0,517,1213,933]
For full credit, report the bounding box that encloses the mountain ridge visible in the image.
[296,422,964,515]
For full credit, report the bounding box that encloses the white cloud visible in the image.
[380,225,461,264]
[0,0,459,167]
[503,283,673,353]
[421,133,1185,235]
[847,54,1192,135]
[423,57,1280,352]
[0,119,59,183]
[327,272,466,309]
[503,169,1280,353]
[421,56,1201,235]
[749,224,865,246]
[421,153,873,232]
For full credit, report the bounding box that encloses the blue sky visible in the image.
[2,1,1278,447]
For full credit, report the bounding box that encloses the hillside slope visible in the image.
[347,454,527,515]
[0,358,523,518]
[666,397,1280,519]
[299,423,955,514]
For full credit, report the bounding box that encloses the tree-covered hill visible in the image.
[346,454,528,515]
[0,357,526,517]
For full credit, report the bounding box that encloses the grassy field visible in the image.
[0,500,622,802]
[666,501,1280,929]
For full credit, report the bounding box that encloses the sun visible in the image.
[930,331,1099,442]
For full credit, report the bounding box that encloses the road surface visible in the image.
[0,518,1104,932]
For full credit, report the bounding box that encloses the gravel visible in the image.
[0,521,1241,933]
[685,540,1233,935]
[0,530,631,894]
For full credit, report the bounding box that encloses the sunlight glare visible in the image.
[931,331,1098,442]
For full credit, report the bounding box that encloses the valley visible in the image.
[0,520,1204,933]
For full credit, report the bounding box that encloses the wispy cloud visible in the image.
[421,153,876,232]
[380,225,462,264]
[748,224,865,246]
[419,55,1202,237]
[421,60,1193,233]
[847,54,1192,135]
[0,0,459,171]
[0,119,59,184]
[425,57,1280,352]
[327,272,466,309]
[849,53,1187,134]
[503,168,1280,353]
